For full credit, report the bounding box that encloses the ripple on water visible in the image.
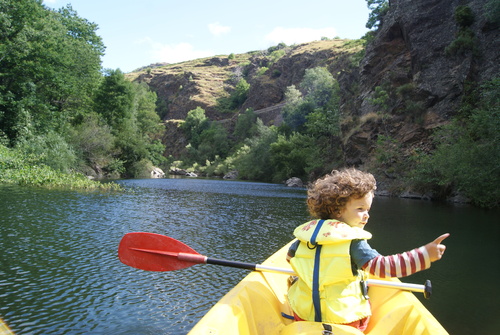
[0,180,309,334]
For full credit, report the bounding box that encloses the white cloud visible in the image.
[43,0,58,4]
[139,38,214,64]
[208,22,231,36]
[265,27,337,45]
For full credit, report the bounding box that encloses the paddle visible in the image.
[118,232,432,299]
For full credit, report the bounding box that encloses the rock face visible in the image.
[341,0,499,165]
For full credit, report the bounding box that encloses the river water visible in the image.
[0,178,498,334]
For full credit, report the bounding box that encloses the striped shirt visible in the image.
[362,246,431,278]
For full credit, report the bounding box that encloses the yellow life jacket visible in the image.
[288,219,372,324]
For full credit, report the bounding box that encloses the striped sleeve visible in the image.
[362,246,431,278]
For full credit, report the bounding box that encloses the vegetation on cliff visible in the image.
[411,78,500,208]
[174,66,344,183]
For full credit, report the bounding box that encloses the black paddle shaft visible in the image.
[206,257,257,271]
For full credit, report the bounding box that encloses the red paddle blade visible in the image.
[118,232,203,272]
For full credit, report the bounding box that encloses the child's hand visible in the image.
[425,233,450,262]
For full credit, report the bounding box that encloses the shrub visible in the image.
[410,78,500,207]
[15,131,77,173]
[129,159,154,178]
[269,49,286,65]
[454,5,475,27]
[69,114,116,170]
[446,6,477,56]
[0,144,121,190]
[257,67,268,76]
[369,86,389,112]
[445,28,476,56]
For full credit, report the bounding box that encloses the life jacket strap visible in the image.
[311,219,326,322]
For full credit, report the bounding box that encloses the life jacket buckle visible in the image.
[360,279,370,300]
[322,323,333,335]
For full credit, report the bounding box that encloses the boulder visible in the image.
[169,167,188,175]
[285,177,304,187]
[151,167,165,178]
[223,170,239,179]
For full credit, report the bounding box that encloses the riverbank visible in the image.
[0,144,122,191]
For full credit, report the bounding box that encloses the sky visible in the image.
[43,0,371,73]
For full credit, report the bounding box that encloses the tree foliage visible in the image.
[216,78,250,113]
[178,65,342,182]
[0,1,104,141]
[0,1,165,182]
[365,0,389,30]
[283,67,340,134]
[93,70,165,176]
[411,78,500,207]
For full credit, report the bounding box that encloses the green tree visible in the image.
[233,120,278,181]
[283,67,337,132]
[300,67,336,108]
[0,1,104,141]
[269,133,319,182]
[133,82,164,139]
[92,70,165,176]
[180,107,209,148]
[216,78,250,113]
[68,113,116,172]
[232,78,250,108]
[94,69,134,131]
[195,123,230,163]
[233,108,258,141]
[305,109,341,137]
[366,0,389,30]
[282,85,306,132]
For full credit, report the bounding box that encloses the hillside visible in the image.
[128,39,362,119]
[128,39,364,158]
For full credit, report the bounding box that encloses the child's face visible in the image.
[338,192,374,229]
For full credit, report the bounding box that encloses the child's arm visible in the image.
[362,247,430,278]
[361,233,450,278]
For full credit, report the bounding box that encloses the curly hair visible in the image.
[307,168,376,219]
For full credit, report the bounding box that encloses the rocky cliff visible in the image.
[342,0,499,166]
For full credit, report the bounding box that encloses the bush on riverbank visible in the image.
[0,144,122,191]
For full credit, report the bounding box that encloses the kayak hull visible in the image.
[188,240,448,335]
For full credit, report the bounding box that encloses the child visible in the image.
[286,168,449,331]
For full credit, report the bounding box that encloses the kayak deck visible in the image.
[188,240,448,335]
[0,318,13,335]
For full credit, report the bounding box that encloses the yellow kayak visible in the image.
[0,317,14,335]
[188,240,449,335]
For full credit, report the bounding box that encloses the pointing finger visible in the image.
[434,233,450,244]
